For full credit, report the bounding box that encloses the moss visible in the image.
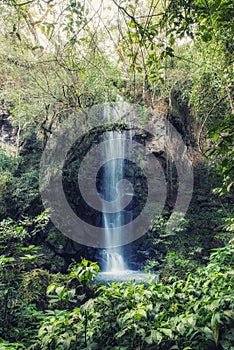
[20,269,52,310]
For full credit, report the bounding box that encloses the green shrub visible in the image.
[0,339,26,349]
[0,217,49,343]
[34,241,234,350]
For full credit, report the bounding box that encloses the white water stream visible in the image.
[102,129,126,271]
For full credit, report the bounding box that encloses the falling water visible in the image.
[102,129,127,272]
[94,102,159,282]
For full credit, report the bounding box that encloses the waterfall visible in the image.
[92,102,160,282]
[102,129,126,272]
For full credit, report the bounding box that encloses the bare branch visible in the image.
[3,0,36,7]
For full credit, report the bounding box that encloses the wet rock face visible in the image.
[43,103,198,270]
[0,98,212,271]
[0,100,18,152]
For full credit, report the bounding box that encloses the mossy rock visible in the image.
[20,268,52,310]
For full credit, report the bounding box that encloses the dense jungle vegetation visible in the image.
[0,0,233,349]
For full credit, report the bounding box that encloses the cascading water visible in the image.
[102,130,127,272]
[94,102,159,283]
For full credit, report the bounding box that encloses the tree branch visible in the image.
[111,0,145,36]
[7,0,36,7]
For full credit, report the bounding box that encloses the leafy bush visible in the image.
[33,240,234,350]
[0,339,26,349]
[46,259,99,310]
[146,206,233,279]
[0,217,50,344]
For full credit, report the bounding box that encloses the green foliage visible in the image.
[68,258,99,287]
[0,215,99,346]
[0,147,42,218]
[0,218,28,256]
[0,215,52,344]
[20,269,52,309]
[33,241,234,350]
[0,216,233,349]
[115,0,233,194]
[0,339,25,349]
[46,259,99,309]
[208,114,234,195]
[0,152,20,217]
[31,260,100,349]
[0,1,233,349]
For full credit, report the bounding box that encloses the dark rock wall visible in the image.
[0,96,226,271]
